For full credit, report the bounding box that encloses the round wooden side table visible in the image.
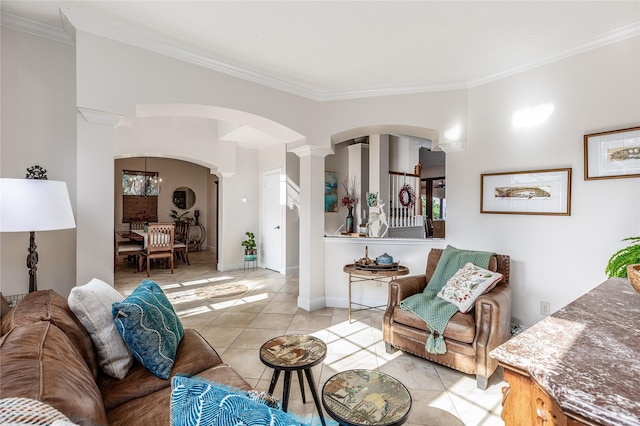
[259,334,327,425]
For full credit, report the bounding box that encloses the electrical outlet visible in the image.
[540,301,551,316]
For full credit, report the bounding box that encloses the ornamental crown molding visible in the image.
[1,11,73,45]
[4,10,640,102]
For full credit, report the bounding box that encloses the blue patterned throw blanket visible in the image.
[400,245,494,354]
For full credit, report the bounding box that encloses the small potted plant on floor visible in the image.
[241,232,257,260]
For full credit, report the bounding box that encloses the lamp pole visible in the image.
[25,165,47,293]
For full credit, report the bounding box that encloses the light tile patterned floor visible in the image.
[115,251,505,426]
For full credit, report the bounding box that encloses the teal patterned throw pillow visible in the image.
[112,280,184,379]
[170,376,308,426]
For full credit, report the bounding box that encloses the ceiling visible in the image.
[2,1,639,102]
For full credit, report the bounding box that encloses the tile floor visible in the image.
[115,250,506,426]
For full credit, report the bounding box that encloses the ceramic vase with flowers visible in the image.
[341,178,359,234]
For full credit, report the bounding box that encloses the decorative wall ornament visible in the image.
[398,184,416,209]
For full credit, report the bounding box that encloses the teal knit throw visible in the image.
[400,245,494,354]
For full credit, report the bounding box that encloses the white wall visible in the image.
[0,27,77,297]
[218,147,259,271]
[456,36,640,326]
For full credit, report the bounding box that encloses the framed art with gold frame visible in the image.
[480,168,571,215]
[584,126,640,180]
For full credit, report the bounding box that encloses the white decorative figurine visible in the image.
[368,202,388,238]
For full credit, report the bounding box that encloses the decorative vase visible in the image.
[345,207,354,233]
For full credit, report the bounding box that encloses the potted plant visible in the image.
[170,209,190,221]
[605,236,640,278]
[241,232,257,259]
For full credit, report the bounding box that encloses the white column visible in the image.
[369,134,390,210]
[77,108,121,286]
[291,144,332,311]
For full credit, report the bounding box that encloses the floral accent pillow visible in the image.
[437,262,504,313]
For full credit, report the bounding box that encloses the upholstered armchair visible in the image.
[383,248,512,389]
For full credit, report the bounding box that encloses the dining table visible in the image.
[131,230,148,248]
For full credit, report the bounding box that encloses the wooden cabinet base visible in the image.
[501,368,588,426]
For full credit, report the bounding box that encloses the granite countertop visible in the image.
[490,278,640,426]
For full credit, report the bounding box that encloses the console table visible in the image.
[490,278,640,426]
[343,264,409,323]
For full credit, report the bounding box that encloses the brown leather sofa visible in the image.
[0,290,251,425]
[383,248,512,389]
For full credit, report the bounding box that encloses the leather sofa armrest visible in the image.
[474,283,513,387]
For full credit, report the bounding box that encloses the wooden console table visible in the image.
[491,278,640,426]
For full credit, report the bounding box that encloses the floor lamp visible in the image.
[0,174,76,293]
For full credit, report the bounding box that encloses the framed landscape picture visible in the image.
[584,126,640,180]
[481,168,571,215]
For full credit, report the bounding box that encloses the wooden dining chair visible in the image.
[174,220,191,265]
[114,231,143,272]
[126,220,144,240]
[138,223,175,277]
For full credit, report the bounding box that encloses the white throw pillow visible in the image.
[68,278,133,379]
[437,262,504,313]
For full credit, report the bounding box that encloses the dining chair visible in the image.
[128,220,146,242]
[174,220,191,265]
[138,223,175,277]
[114,231,144,272]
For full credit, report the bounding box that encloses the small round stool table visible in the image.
[322,369,412,426]
[259,334,327,426]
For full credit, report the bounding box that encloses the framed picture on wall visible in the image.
[480,168,571,215]
[584,126,640,180]
[325,171,338,212]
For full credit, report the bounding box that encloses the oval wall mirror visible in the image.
[172,187,196,210]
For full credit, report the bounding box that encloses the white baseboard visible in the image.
[297,295,326,312]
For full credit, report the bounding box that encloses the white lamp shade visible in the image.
[0,178,76,232]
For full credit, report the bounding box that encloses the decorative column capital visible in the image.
[289,145,333,158]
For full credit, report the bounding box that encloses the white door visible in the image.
[263,170,283,272]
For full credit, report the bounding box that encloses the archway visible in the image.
[112,103,305,273]
[327,124,444,238]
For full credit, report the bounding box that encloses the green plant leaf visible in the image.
[605,237,640,278]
